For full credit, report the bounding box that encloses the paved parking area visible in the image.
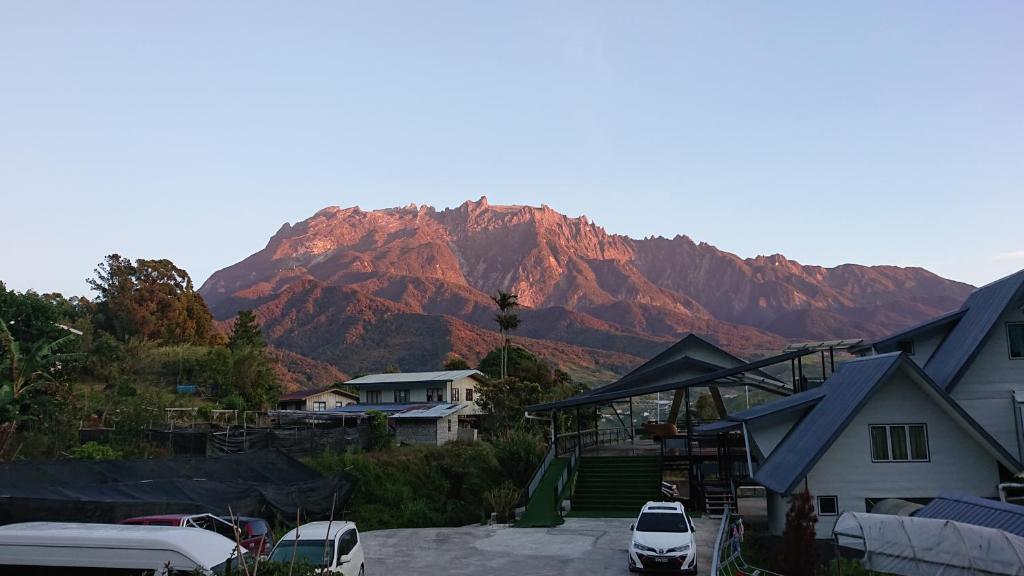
[362,516,716,576]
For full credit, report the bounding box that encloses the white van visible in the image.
[0,521,246,575]
[268,521,364,576]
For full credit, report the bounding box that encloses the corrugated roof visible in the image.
[915,493,1024,538]
[390,403,466,419]
[754,353,905,494]
[346,370,483,386]
[925,270,1024,391]
[327,402,465,419]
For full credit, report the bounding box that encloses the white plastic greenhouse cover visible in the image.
[833,512,1024,576]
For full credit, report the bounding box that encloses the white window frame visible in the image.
[394,389,410,403]
[1007,323,1024,360]
[366,390,382,404]
[816,495,839,516]
[870,424,930,463]
[313,401,327,412]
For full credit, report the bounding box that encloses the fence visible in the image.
[711,504,783,576]
[527,444,557,500]
[555,427,628,455]
[80,423,368,457]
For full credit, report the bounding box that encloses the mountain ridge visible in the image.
[200,198,972,383]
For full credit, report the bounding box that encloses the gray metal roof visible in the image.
[870,309,966,351]
[327,402,465,419]
[925,270,1024,391]
[754,353,1022,494]
[526,348,813,412]
[915,493,1024,538]
[754,353,906,494]
[694,386,827,433]
[346,370,483,386]
[389,403,465,419]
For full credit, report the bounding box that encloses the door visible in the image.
[335,529,363,576]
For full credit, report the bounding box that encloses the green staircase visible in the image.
[515,457,569,527]
[571,456,661,514]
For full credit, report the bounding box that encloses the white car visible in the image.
[0,521,246,575]
[269,521,365,576]
[627,502,697,574]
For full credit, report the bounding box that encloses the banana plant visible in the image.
[0,320,81,458]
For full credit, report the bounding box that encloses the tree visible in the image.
[443,354,470,371]
[780,489,818,576]
[491,291,520,380]
[88,254,220,345]
[695,392,719,422]
[228,310,264,350]
[475,377,543,431]
[0,321,81,457]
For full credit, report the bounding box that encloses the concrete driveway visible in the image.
[361,516,716,576]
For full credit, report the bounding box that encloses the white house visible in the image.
[277,387,359,411]
[345,370,486,416]
[703,353,1021,538]
[855,269,1024,462]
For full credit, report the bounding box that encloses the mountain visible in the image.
[200,198,972,383]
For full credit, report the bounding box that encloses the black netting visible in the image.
[0,449,354,526]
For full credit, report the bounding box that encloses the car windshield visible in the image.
[270,539,334,567]
[636,512,690,533]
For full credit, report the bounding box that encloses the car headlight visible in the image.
[665,544,690,553]
[632,541,657,553]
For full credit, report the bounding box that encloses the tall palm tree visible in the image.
[0,321,79,458]
[491,291,520,380]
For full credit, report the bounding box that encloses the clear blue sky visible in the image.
[2,1,1021,297]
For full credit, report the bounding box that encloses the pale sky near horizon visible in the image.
[2,1,1022,297]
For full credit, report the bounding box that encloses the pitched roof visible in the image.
[346,370,483,386]
[754,353,1022,494]
[389,403,465,419]
[279,387,358,401]
[754,353,905,494]
[915,493,1024,538]
[871,308,966,351]
[694,386,827,433]
[925,270,1024,391]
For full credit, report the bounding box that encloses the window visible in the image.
[394,389,410,403]
[897,340,915,355]
[313,401,327,412]
[1008,323,1024,359]
[337,529,358,557]
[452,387,460,402]
[366,390,382,403]
[870,424,929,462]
[817,496,839,516]
[447,418,452,432]
[426,387,444,402]
[465,388,474,401]
[336,401,343,408]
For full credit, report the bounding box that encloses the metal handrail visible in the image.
[710,504,731,576]
[527,443,556,499]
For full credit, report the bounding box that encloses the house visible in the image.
[277,387,359,412]
[855,269,1024,462]
[328,402,470,446]
[345,370,486,417]
[700,352,1021,538]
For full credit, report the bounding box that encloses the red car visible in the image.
[120,513,274,556]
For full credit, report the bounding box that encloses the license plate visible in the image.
[654,557,670,564]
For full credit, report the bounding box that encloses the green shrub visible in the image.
[485,481,521,524]
[490,428,544,487]
[309,442,502,530]
[69,441,122,460]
